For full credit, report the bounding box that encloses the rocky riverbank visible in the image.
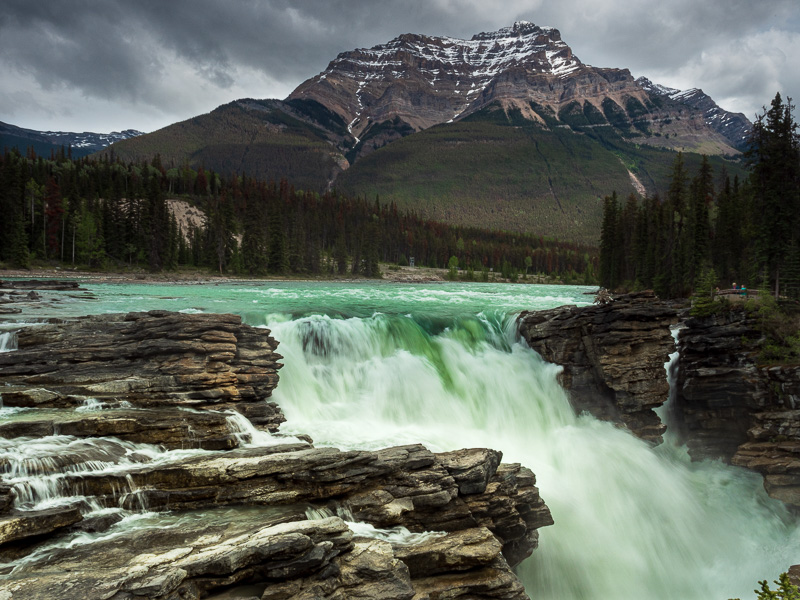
[518,291,800,511]
[0,303,552,599]
[518,291,680,445]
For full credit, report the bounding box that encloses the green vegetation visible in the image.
[599,93,799,301]
[101,101,343,193]
[0,148,597,281]
[746,293,800,364]
[336,102,746,245]
[730,573,800,600]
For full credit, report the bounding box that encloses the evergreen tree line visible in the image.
[599,93,800,299]
[0,148,598,280]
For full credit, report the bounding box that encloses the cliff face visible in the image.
[0,309,552,599]
[517,291,679,444]
[519,294,800,510]
[676,311,800,508]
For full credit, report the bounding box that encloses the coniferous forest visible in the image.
[599,93,800,300]
[0,147,597,282]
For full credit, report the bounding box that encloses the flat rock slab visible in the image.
[0,407,250,451]
[0,510,345,600]
[0,506,82,546]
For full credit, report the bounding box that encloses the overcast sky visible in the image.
[1,0,798,134]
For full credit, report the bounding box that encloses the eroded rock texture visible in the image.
[518,291,679,444]
[676,311,800,508]
[0,310,285,430]
[0,309,552,599]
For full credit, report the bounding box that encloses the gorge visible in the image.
[1,280,799,599]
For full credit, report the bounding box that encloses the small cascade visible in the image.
[0,330,17,352]
[0,435,161,512]
[345,521,447,546]
[304,501,355,522]
[656,325,686,441]
[304,503,446,546]
[223,410,300,447]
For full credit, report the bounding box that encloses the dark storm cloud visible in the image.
[1,0,797,131]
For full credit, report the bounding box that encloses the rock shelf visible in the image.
[0,309,552,599]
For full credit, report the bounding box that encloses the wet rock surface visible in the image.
[0,309,552,599]
[518,290,679,444]
[518,293,800,509]
[674,311,800,508]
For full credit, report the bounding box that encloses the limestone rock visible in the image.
[0,311,285,431]
[674,310,763,460]
[0,512,350,600]
[261,538,415,600]
[0,310,553,597]
[392,527,501,577]
[410,556,528,600]
[0,505,82,547]
[0,407,250,451]
[518,290,679,443]
[674,311,800,508]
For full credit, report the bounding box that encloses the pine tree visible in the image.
[599,192,619,288]
[748,93,800,298]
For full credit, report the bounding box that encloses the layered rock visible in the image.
[636,78,751,152]
[289,21,650,141]
[1,442,550,598]
[0,309,553,598]
[674,312,800,507]
[674,310,764,460]
[288,21,749,158]
[517,291,679,443]
[0,310,285,430]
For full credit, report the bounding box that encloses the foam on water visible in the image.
[268,309,800,600]
[2,280,796,598]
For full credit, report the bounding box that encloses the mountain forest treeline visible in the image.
[0,149,597,281]
[599,93,800,299]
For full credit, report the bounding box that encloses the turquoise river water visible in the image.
[2,280,799,599]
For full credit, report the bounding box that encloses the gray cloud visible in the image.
[1,0,797,132]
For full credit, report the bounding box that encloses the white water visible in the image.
[2,281,798,597]
[268,312,800,600]
[0,331,17,352]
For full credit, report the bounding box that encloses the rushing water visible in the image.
[2,280,799,599]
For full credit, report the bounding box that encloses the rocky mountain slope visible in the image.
[1,120,141,158]
[290,21,750,158]
[101,22,751,243]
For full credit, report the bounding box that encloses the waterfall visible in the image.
[269,312,800,600]
[0,330,17,353]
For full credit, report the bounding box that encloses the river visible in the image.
[2,280,798,599]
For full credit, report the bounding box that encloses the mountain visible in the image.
[290,21,749,159]
[1,121,141,158]
[102,99,349,192]
[102,22,751,243]
[635,77,752,153]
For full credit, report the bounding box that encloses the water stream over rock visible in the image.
[1,281,798,599]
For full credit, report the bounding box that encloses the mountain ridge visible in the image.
[289,21,750,158]
[94,22,751,244]
[0,121,142,158]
